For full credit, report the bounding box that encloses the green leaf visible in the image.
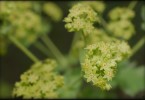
[78,83,117,99]
[59,67,82,98]
[116,60,145,96]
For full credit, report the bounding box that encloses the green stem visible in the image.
[128,1,138,10]
[98,15,111,36]
[129,37,145,58]
[63,75,82,90]
[99,16,108,32]
[9,36,39,63]
[69,76,82,87]
[68,32,79,55]
[33,41,52,57]
[40,35,67,66]
[81,31,87,47]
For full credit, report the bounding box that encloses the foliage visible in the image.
[113,60,145,96]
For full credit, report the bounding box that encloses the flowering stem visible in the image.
[81,31,87,47]
[33,41,52,57]
[129,37,145,58]
[63,75,82,90]
[99,16,108,33]
[40,35,67,67]
[69,76,82,87]
[128,1,138,10]
[9,36,39,63]
[68,32,79,55]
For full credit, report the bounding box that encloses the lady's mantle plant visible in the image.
[0,1,144,99]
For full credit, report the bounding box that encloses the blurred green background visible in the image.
[0,1,145,99]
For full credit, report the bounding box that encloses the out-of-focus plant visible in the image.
[0,1,144,99]
[43,2,63,22]
[0,2,45,46]
[107,7,135,40]
[0,1,62,55]
[12,59,64,99]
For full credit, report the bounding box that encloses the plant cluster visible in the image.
[0,1,144,99]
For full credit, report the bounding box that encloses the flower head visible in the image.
[81,41,131,90]
[64,3,98,36]
[0,1,47,46]
[12,59,64,99]
[107,20,135,40]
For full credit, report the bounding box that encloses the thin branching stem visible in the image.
[68,32,79,55]
[128,1,138,10]
[40,35,67,67]
[33,41,52,57]
[129,37,145,58]
[9,36,39,63]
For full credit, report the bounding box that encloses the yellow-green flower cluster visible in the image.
[0,1,45,46]
[109,7,135,20]
[107,20,135,40]
[64,3,98,36]
[81,41,131,90]
[12,59,64,99]
[107,7,135,40]
[43,2,63,22]
[0,1,32,17]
